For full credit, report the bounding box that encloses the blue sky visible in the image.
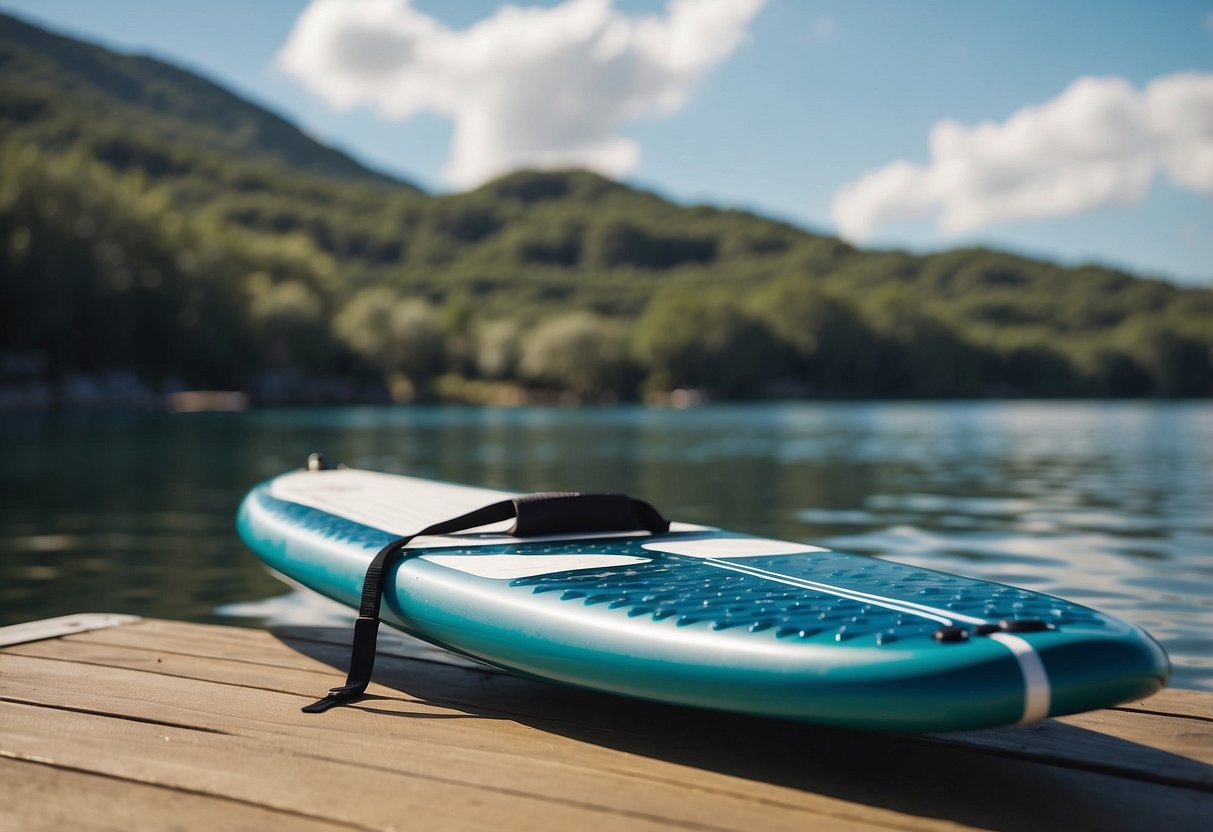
[3,0,1211,285]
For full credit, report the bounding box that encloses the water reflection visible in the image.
[1,402,1209,690]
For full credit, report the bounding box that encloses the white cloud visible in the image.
[278,0,765,188]
[1205,10,1213,35]
[832,71,1213,242]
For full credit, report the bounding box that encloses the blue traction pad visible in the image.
[498,537,1108,647]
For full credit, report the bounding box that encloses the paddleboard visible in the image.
[237,464,1169,731]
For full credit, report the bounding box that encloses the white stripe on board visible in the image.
[700,557,958,627]
[420,553,651,579]
[699,556,991,627]
[641,538,830,558]
[989,632,1052,724]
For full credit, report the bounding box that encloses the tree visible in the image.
[247,274,326,371]
[1117,321,1213,397]
[749,278,878,394]
[333,290,446,392]
[475,319,522,380]
[633,289,776,397]
[861,287,989,397]
[519,312,631,399]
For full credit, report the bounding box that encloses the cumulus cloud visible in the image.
[832,71,1213,241]
[278,0,765,187]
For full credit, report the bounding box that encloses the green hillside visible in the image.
[1,11,1210,403]
[0,12,407,188]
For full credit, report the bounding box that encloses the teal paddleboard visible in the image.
[237,465,1169,731]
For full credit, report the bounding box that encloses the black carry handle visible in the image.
[303,492,669,713]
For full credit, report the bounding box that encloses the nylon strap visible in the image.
[303,492,668,713]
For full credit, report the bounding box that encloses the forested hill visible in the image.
[2,11,1211,404]
[0,12,406,187]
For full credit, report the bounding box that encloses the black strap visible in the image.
[303,492,669,713]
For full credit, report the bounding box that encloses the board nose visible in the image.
[1024,626,1170,719]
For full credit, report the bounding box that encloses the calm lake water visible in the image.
[1,402,1210,691]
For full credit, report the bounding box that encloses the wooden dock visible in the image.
[1,614,1209,831]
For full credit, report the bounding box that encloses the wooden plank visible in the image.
[2,669,1207,832]
[2,617,1210,832]
[0,613,141,647]
[0,757,352,832]
[17,619,1213,793]
[0,655,909,832]
[0,697,707,832]
[1113,688,1213,721]
[11,629,1212,793]
[74,617,483,673]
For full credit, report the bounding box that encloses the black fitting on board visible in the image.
[936,618,1055,643]
[934,625,970,643]
[998,618,1051,633]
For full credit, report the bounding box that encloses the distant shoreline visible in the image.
[3,379,1209,413]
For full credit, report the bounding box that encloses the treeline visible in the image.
[3,145,1212,403]
[2,9,1212,403]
